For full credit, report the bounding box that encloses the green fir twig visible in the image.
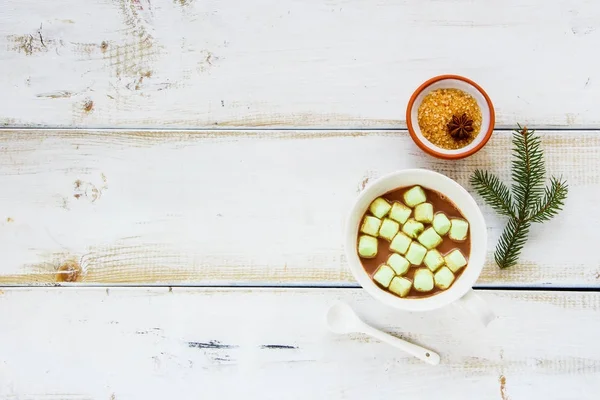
[470,170,516,219]
[528,176,569,223]
[470,126,568,269]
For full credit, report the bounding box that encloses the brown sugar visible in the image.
[417,88,482,150]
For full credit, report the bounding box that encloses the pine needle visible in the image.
[470,126,568,269]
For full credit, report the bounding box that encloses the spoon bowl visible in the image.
[326,301,363,334]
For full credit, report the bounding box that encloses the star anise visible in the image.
[447,113,474,140]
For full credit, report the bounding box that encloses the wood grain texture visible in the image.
[1,287,600,399]
[0,129,596,287]
[1,0,600,128]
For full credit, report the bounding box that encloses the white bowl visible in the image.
[345,169,487,312]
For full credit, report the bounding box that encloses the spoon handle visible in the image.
[360,324,440,365]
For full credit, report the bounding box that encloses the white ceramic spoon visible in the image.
[326,301,440,365]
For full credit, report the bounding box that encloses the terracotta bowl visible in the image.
[406,75,495,160]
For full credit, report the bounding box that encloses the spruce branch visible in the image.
[470,170,516,218]
[470,125,568,269]
[511,125,546,219]
[494,217,531,269]
[527,176,568,223]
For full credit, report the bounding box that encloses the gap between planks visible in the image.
[1,127,600,133]
[1,285,600,293]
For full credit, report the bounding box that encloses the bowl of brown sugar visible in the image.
[406,75,495,159]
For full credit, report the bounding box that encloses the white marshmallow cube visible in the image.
[413,268,434,292]
[414,203,434,223]
[402,218,424,239]
[389,276,412,297]
[379,218,400,241]
[432,213,451,236]
[389,202,412,224]
[387,253,410,276]
[369,197,392,219]
[424,249,444,272]
[403,186,427,207]
[444,249,467,272]
[418,227,443,250]
[373,264,395,288]
[434,266,455,290]
[389,232,412,255]
[358,235,378,258]
[406,242,427,265]
[360,215,381,237]
[449,218,469,241]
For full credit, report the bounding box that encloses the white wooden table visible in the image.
[1,1,599,398]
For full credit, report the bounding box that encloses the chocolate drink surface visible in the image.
[357,186,471,298]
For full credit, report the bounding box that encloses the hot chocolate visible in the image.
[356,185,471,298]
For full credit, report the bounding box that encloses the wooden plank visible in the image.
[1,287,599,399]
[0,129,596,287]
[0,0,599,128]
